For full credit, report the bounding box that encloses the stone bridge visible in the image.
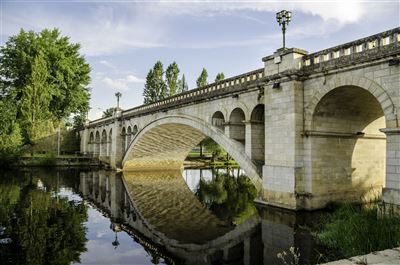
[80,28,400,210]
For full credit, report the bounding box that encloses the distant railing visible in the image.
[88,68,264,126]
[302,27,399,69]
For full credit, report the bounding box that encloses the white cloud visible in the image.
[99,60,116,69]
[101,74,145,90]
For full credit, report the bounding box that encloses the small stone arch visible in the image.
[101,129,107,156]
[306,76,397,129]
[250,104,265,162]
[121,127,126,151]
[108,128,112,156]
[132,125,138,136]
[227,102,249,121]
[127,126,132,145]
[229,108,246,146]
[95,131,100,155]
[89,132,94,154]
[211,111,225,131]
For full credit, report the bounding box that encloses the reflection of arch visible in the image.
[211,111,225,131]
[101,129,107,156]
[127,126,132,146]
[95,131,100,155]
[121,127,126,151]
[81,170,261,264]
[122,115,262,190]
[250,104,265,162]
[229,108,246,146]
[309,85,386,207]
[108,128,112,156]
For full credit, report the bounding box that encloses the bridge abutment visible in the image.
[381,128,400,207]
[261,49,306,209]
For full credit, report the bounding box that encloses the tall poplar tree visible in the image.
[143,61,167,103]
[196,68,208,88]
[166,61,180,96]
[20,53,52,143]
[215,72,225,82]
[177,74,189,93]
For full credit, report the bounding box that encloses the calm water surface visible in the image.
[0,168,333,265]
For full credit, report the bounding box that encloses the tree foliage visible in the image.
[215,72,225,82]
[0,99,23,158]
[102,107,115,118]
[196,68,208,88]
[0,28,91,121]
[143,61,167,104]
[165,61,180,96]
[0,28,91,154]
[177,74,189,93]
[20,52,52,143]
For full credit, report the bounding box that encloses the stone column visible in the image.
[245,121,252,158]
[380,128,400,206]
[262,48,307,209]
[80,125,89,155]
[110,111,124,169]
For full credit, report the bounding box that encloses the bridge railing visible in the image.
[121,68,265,116]
[86,68,264,126]
[302,27,400,70]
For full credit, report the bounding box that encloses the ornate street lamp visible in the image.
[115,92,122,109]
[276,10,292,49]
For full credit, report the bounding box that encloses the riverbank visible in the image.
[2,155,101,167]
[321,247,400,264]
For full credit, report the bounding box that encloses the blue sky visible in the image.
[2,1,399,120]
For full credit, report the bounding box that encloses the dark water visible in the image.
[0,168,334,265]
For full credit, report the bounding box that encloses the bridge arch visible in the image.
[89,132,94,154]
[127,126,132,145]
[250,104,265,162]
[308,83,389,206]
[101,129,107,156]
[211,111,225,131]
[122,115,262,191]
[108,128,112,156]
[121,127,126,151]
[94,131,100,155]
[229,108,246,146]
[306,76,397,129]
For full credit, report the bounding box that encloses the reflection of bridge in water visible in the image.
[79,170,327,264]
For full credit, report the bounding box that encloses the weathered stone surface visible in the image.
[80,28,400,210]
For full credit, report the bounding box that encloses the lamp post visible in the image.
[115,92,122,109]
[276,10,292,49]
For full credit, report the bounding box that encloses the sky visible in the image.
[2,0,399,120]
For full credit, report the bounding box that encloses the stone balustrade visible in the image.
[302,27,399,71]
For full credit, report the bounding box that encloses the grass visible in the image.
[316,203,400,258]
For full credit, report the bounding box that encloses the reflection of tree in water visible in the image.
[195,170,257,225]
[0,172,88,265]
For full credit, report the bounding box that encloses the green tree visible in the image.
[215,72,225,82]
[20,52,52,143]
[165,61,180,96]
[102,107,115,118]
[202,137,224,161]
[0,28,91,122]
[177,74,189,93]
[196,68,208,88]
[0,98,23,158]
[143,61,167,103]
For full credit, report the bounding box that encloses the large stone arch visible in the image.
[305,75,397,129]
[122,115,262,191]
[306,81,390,208]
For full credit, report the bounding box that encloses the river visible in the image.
[0,167,335,265]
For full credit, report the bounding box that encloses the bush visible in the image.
[317,203,400,257]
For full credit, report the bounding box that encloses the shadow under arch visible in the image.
[122,115,262,191]
[309,85,386,208]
